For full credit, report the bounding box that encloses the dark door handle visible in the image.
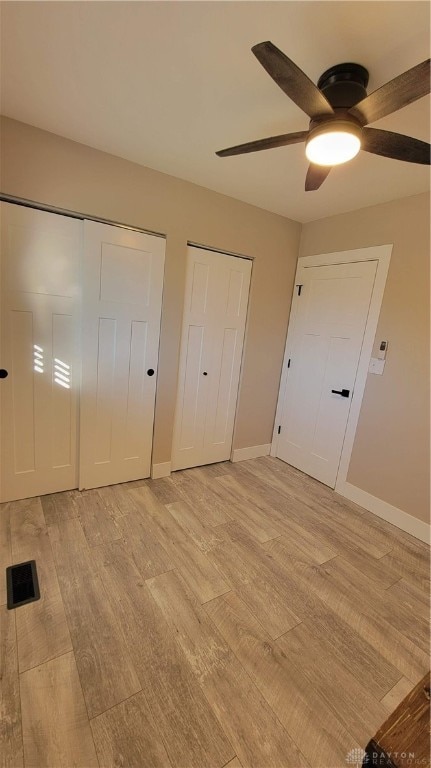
[331,388,350,397]
[203,371,208,376]
[147,368,155,377]
[0,369,8,379]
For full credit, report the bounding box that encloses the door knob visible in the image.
[0,369,8,379]
[147,368,155,377]
[331,388,350,397]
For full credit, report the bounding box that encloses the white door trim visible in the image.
[271,244,393,493]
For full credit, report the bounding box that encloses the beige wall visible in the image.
[0,117,301,463]
[301,193,430,524]
[2,117,429,526]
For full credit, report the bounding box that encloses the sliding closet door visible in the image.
[172,246,251,471]
[79,221,165,489]
[0,203,81,502]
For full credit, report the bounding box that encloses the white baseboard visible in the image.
[231,444,271,463]
[151,461,171,480]
[336,480,430,544]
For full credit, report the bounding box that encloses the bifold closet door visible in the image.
[79,221,165,489]
[0,202,81,502]
[172,246,252,471]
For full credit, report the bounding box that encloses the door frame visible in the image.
[270,244,392,492]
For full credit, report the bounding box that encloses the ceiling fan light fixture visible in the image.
[305,120,362,166]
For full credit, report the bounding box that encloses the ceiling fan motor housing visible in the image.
[307,118,362,141]
[317,63,369,109]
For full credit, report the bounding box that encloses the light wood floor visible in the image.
[1,457,430,768]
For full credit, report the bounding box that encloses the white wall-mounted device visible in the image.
[369,340,388,375]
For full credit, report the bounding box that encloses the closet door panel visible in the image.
[206,326,238,448]
[177,324,207,451]
[0,203,80,502]
[172,247,251,471]
[79,222,165,489]
[203,256,251,463]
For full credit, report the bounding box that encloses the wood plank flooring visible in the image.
[1,457,429,768]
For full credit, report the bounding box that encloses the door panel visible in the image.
[11,309,35,474]
[190,260,210,314]
[94,317,117,464]
[211,327,238,445]
[172,247,251,471]
[276,261,377,487]
[51,313,75,467]
[125,320,149,459]
[1,203,81,502]
[178,324,207,452]
[79,221,165,489]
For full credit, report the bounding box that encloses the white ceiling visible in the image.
[1,1,430,223]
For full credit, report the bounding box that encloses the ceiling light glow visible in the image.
[306,122,362,166]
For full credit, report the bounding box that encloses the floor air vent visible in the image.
[6,560,40,609]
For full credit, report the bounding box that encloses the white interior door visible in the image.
[79,221,165,489]
[0,202,81,502]
[172,246,251,471]
[275,259,377,487]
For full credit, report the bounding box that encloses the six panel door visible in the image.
[0,203,81,502]
[171,246,252,471]
[79,221,165,489]
[276,260,377,487]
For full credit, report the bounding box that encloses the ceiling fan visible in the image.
[216,42,431,190]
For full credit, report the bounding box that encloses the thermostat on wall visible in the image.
[377,340,388,360]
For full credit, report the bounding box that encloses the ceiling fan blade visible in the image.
[305,164,331,191]
[252,41,334,119]
[349,59,431,125]
[362,128,430,164]
[216,131,308,157]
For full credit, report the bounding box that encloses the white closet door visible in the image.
[275,260,377,487]
[79,221,165,489]
[172,246,251,471]
[0,203,81,502]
